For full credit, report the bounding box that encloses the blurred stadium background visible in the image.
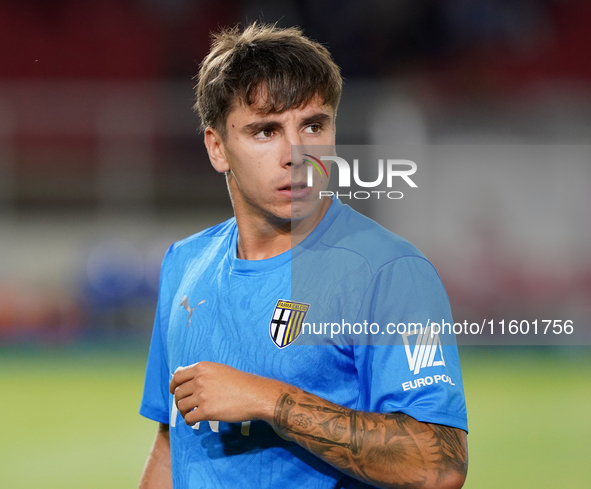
[0,0,590,487]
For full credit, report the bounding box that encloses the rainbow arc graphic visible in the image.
[303,154,328,178]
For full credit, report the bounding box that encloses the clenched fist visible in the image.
[169,361,285,426]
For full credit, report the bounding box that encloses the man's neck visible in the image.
[234,197,332,261]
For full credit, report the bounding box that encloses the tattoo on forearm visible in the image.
[273,390,468,489]
[274,393,359,451]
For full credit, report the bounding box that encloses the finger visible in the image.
[169,366,185,394]
[184,406,206,426]
[177,395,198,418]
[169,363,199,394]
[173,382,194,405]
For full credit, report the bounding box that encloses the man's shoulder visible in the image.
[320,200,427,271]
[171,217,235,250]
[164,217,236,265]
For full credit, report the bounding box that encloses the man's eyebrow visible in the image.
[300,112,332,127]
[242,119,281,134]
[241,112,333,134]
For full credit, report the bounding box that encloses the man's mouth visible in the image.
[280,183,307,191]
[278,183,312,199]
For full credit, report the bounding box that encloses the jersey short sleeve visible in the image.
[139,249,173,425]
[353,256,468,432]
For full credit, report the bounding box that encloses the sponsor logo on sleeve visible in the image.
[402,325,445,375]
[401,326,455,391]
[402,374,455,391]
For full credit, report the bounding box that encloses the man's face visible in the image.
[205,96,336,225]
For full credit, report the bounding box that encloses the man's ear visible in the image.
[204,127,230,174]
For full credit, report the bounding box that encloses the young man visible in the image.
[139,23,468,489]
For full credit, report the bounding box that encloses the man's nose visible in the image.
[281,130,305,168]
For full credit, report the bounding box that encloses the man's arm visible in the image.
[138,423,173,489]
[170,362,468,489]
[273,386,467,489]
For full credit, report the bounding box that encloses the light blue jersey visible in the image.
[140,199,467,489]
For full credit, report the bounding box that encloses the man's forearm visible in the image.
[139,423,173,489]
[271,388,468,489]
[170,361,467,488]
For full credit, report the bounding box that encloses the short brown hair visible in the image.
[195,22,342,138]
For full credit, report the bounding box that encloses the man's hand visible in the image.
[169,361,282,426]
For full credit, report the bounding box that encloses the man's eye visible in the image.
[256,129,274,139]
[306,124,321,133]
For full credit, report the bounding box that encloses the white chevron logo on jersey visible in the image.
[402,326,445,375]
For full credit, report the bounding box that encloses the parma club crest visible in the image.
[269,300,310,348]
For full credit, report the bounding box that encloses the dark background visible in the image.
[1,0,590,345]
